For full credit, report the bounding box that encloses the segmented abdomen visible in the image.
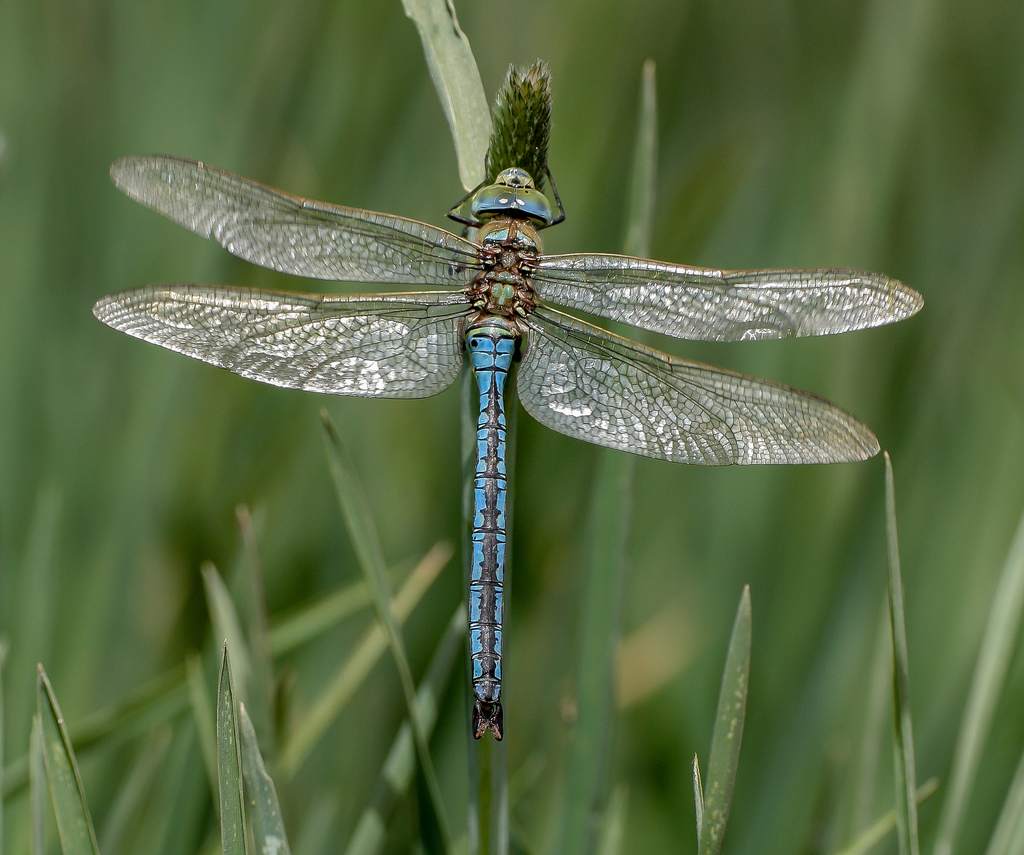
[466,324,514,729]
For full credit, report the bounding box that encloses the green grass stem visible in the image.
[239,703,291,855]
[558,448,634,855]
[698,586,751,855]
[693,755,704,850]
[885,454,920,855]
[623,59,658,260]
[4,549,426,798]
[9,488,61,770]
[344,605,465,855]
[203,563,253,708]
[216,644,249,855]
[848,601,893,837]
[36,666,100,855]
[293,794,341,855]
[933,500,1024,855]
[277,541,448,776]
[0,641,5,855]
[235,506,276,761]
[596,784,628,855]
[29,716,45,855]
[3,666,189,796]
[97,725,172,855]
[185,651,219,802]
[831,778,938,855]
[269,543,452,657]
[984,739,1024,855]
[320,411,451,851]
[269,578,376,657]
[135,721,206,855]
[400,0,490,190]
[558,64,656,855]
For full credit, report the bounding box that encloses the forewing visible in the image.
[534,255,922,341]
[94,286,471,397]
[518,306,879,465]
[111,156,483,285]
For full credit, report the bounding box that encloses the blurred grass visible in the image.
[28,717,44,855]
[933,504,1024,855]
[2,0,1024,853]
[558,60,655,855]
[885,454,920,855]
[320,412,450,850]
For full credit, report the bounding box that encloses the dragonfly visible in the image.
[94,155,922,739]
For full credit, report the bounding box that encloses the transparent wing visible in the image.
[518,306,879,465]
[94,285,471,397]
[533,254,922,341]
[111,156,484,286]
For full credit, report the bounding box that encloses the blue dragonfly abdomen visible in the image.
[466,320,517,740]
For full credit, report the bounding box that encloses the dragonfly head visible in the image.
[464,167,555,228]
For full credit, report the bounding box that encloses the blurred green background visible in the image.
[2,0,1024,853]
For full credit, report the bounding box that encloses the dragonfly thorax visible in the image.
[469,217,541,320]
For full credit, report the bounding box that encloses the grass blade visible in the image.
[344,606,465,855]
[0,641,5,855]
[831,778,938,855]
[558,449,634,855]
[29,715,46,855]
[204,562,252,708]
[9,488,61,774]
[270,543,452,657]
[698,586,751,855]
[4,666,189,797]
[36,666,100,855]
[294,794,341,855]
[236,506,276,762]
[319,412,392,618]
[277,544,448,776]
[400,0,490,191]
[239,703,291,855]
[319,410,450,851]
[98,726,172,855]
[270,577,375,657]
[933,499,1024,855]
[623,59,658,260]
[3,548,439,797]
[847,600,893,837]
[132,721,207,855]
[985,741,1024,855]
[559,65,656,855]
[217,643,249,855]
[596,784,629,855]
[693,755,704,850]
[186,651,218,801]
[885,453,919,855]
